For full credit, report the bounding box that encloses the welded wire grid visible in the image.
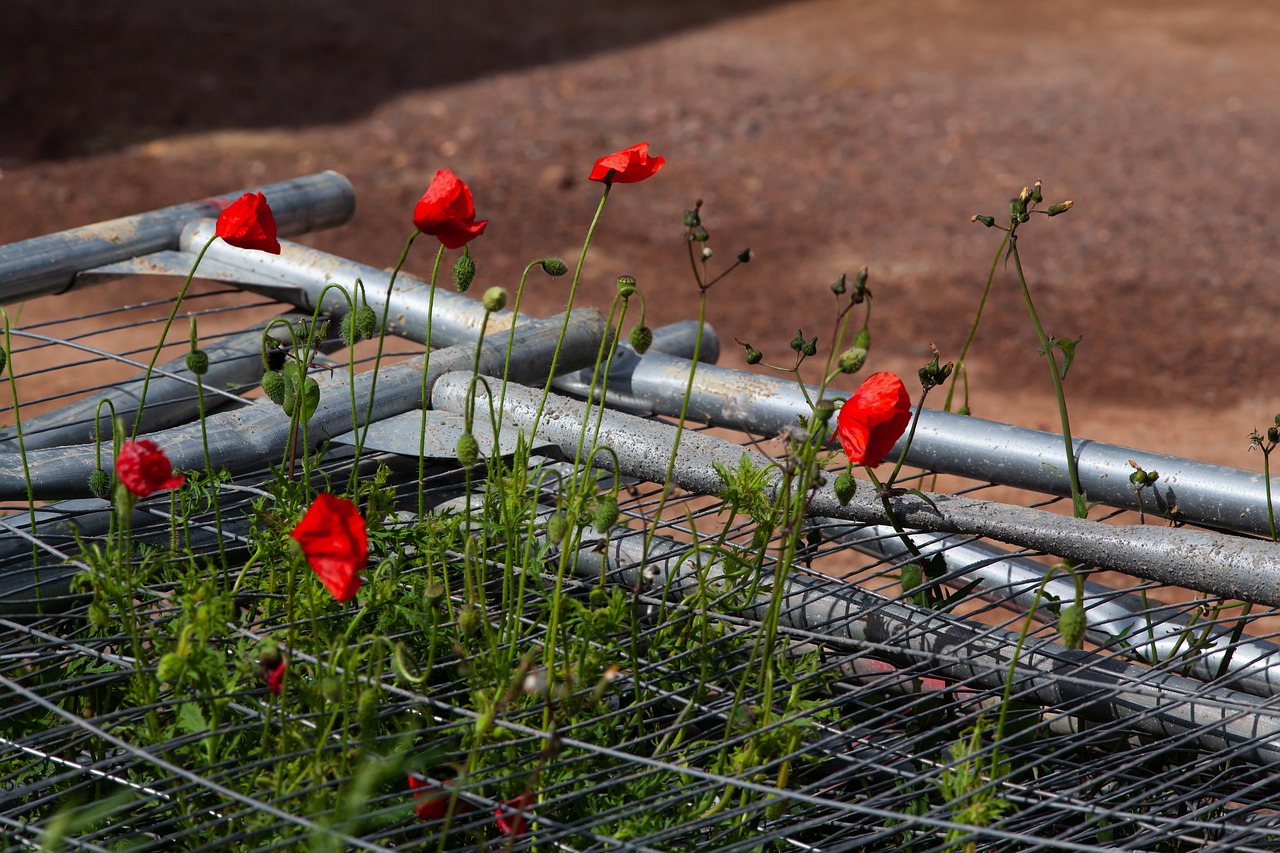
[1,285,1280,851]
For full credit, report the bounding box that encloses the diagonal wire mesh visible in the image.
[2,178,1280,851]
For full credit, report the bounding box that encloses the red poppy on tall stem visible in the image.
[409,776,468,822]
[216,191,281,254]
[115,439,185,498]
[289,493,367,602]
[836,372,912,467]
[588,142,665,184]
[412,169,489,249]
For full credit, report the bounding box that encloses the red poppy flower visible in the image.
[409,776,468,822]
[588,142,665,184]
[115,439,185,498]
[262,657,287,697]
[836,371,912,467]
[215,191,281,254]
[289,493,367,603]
[412,169,489,249]
[495,792,534,836]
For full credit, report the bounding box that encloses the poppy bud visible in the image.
[616,275,637,298]
[737,248,752,264]
[456,432,480,467]
[834,471,856,505]
[541,257,568,277]
[458,604,483,636]
[593,497,620,532]
[482,286,507,313]
[357,687,378,724]
[453,254,477,292]
[157,652,187,684]
[340,312,361,345]
[852,327,871,350]
[852,266,870,298]
[425,582,445,606]
[589,586,608,607]
[89,467,112,500]
[838,347,868,375]
[546,512,568,544]
[1058,604,1086,649]
[356,305,378,340]
[1046,200,1074,217]
[629,325,653,354]
[262,370,286,405]
[183,348,208,376]
[971,214,996,228]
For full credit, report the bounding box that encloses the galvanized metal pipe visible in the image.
[0,172,355,304]
[554,349,1280,537]
[829,522,1280,698]
[431,375,1280,607]
[0,311,605,501]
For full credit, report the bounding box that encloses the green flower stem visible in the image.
[132,234,216,439]
[884,386,932,489]
[496,261,544,430]
[188,318,227,576]
[531,184,611,437]
[356,230,422,481]
[0,314,39,581]
[1009,242,1087,518]
[413,245,446,517]
[943,229,1009,416]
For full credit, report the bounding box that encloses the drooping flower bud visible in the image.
[1058,603,1086,649]
[89,467,112,500]
[340,312,361,345]
[834,470,856,505]
[482,286,507,313]
[453,253,477,292]
[456,432,480,466]
[838,347,868,375]
[262,370,286,405]
[593,497,620,532]
[629,324,653,354]
[185,348,209,376]
[355,305,378,340]
[546,512,568,545]
[541,257,568,277]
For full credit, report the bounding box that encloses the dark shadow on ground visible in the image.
[1,0,793,164]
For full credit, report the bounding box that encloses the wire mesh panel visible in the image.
[3,179,1280,852]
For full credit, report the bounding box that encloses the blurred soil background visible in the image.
[3,0,1280,471]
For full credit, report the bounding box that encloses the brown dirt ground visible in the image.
[3,0,1280,471]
